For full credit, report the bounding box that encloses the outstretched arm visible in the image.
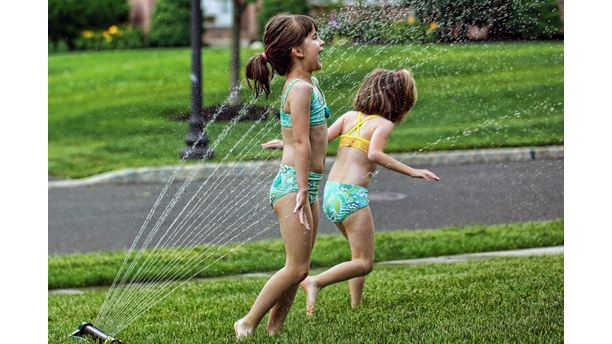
[368,122,440,181]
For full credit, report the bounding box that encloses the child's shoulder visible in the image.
[374,116,395,130]
[337,110,362,122]
[348,110,392,123]
[285,79,314,97]
[362,112,394,130]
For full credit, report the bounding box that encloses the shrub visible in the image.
[49,40,70,54]
[74,25,147,51]
[505,0,562,39]
[48,0,129,49]
[149,0,192,47]
[402,0,501,41]
[382,20,440,44]
[402,0,562,41]
[318,10,438,45]
[259,0,309,36]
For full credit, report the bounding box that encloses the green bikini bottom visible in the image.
[322,181,369,223]
[269,164,323,206]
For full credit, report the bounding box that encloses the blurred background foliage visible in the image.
[48,0,563,52]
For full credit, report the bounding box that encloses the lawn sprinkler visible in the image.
[70,322,121,343]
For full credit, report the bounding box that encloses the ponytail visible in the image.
[246,53,274,98]
[245,14,318,98]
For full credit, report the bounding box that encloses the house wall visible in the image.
[129,0,156,33]
[129,0,261,45]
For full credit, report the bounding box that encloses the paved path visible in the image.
[49,159,563,255]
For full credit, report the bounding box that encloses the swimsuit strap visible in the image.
[312,77,326,104]
[280,79,307,111]
[344,112,380,138]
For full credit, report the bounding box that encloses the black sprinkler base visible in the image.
[70,322,121,343]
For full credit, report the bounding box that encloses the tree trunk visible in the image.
[229,0,245,107]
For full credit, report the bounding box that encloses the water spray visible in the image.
[70,322,121,343]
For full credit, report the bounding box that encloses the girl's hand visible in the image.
[413,169,440,181]
[293,190,311,230]
[261,139,284,150]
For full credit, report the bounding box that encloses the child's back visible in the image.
[327,110,392,187]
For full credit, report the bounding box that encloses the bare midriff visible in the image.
[280,124,328,174]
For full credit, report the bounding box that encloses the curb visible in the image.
[48,246,563,294]
[48,145,563,189]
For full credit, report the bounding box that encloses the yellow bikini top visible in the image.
[338,112,381,154]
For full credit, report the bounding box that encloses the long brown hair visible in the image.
[353,69,417,123]
[245,14,318,97]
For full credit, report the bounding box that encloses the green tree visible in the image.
[149,0,192,47]
[259,0,309,35]
[229,0,248,106]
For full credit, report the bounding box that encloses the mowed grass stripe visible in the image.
[48,220,563,289]
[49,42,563,177]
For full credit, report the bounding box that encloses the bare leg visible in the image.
[310,199,320,250]
[301,207,374,315]
[348,276,365,307]
[265,285,299,335]
[234,194,313,339]
[267,200,320,334]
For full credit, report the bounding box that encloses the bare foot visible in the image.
[234,319,254,341]
[266,317,283,336]
[300,276,319,316]
[266,327,281,336]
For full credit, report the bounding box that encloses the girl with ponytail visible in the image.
[235,14,329,339]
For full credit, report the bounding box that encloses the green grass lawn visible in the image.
[48,255,563,343]
[49,219,563,289]
[49,42,563,178]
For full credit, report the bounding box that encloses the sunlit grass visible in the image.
[49,255,563,343]
[49,42,563,178]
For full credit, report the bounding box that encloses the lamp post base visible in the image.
[180,146,214,160]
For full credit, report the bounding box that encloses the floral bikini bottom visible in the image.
[322,181,369,224]
[269,164,323,206]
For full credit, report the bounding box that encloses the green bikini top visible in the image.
[279,77,330,128]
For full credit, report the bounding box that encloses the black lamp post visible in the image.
[181,0,213,160]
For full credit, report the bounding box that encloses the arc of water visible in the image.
[97,103,280,326]
[108,117,277,294]
[96,97,247,322]
[98,111,248,315]
[96,99,235,325]
[98,119,280,322]
[111,217,271,335]
[106,202,274,335]
[108,155,302,324]
[101,136,279,329]
[99,119,278,325]
[105,115,267,290]
[108,154,277,321]
[97,101,274,314]
[119,109,275,272]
